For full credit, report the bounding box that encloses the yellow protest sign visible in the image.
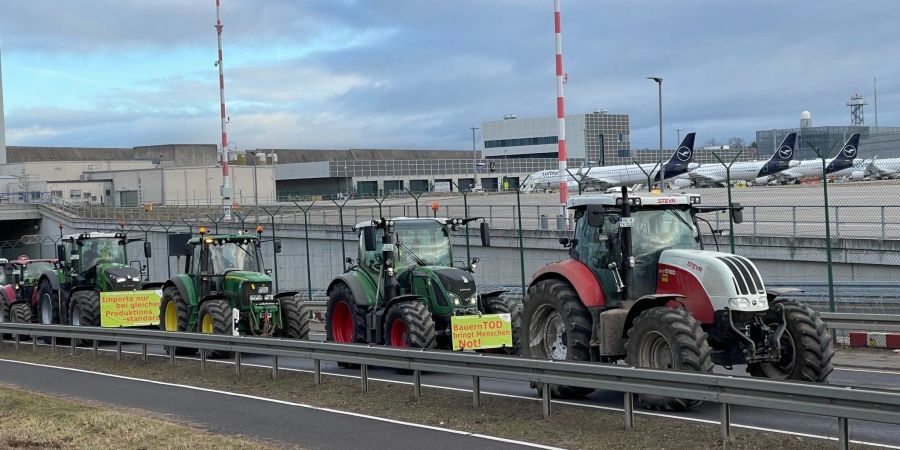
[451,313,513,351]
[100,290,162,328]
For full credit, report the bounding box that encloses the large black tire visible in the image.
[37,278,63,344]
[198,299,234,359]
[521,278,595,399]
[280,294,310,340]
[625,307,713,411]
[481,294,522,355]
[326,283,368,369]
[384,300,437,349]
[69,290,101,346]
[747,299,834,382]
[159,286,197,356]
[0,300,9,339]
[10,303,33,341]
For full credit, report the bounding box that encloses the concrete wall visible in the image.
[0,161,156,184]
[134,144,217,167]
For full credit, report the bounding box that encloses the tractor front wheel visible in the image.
[37,279,63,344]
[522,278,594,399]
[748,299,834,382]
[69,290,101,346]
[159,286,197,356]
[10,303,32,341]
[481,295,522,355]
[198,299,234,359]
[625,307,713,411]
[280,294,310,340]
[384,300,436,349]
[326,283,368,369]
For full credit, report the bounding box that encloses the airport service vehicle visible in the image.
[159,227,308,357]
[0,258,58,327]
[36,232,161,333]
[325,217,520,353]
[767,134,860,184]
[521,188,833,410]
[522,133,697,192]
[688,132,799,187]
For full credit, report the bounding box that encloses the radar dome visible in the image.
[800,111,811,120]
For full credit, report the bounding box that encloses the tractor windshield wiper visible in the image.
[665,209,695,233]
[396,240,428,266]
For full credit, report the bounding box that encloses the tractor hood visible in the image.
[433,267,477,305]
[658,249,768,313]
[223,270,271,283]
[222,271,273,297]
[97,263,142,291]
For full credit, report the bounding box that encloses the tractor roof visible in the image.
[63,231,126,241]
[190,233,260,244]
[11,259,56,265]
[352,217,457,230]
[567,192,701,209]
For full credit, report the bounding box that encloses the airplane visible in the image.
[863,157,900,180]
[764,134,861,184]
[520,133,697,192]
[686,132,799,187]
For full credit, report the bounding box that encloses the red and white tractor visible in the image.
[522,188,833,411]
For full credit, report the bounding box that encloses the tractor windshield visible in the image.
[21,262,54,280]
[208,240,261,273]
[81,238,126,268]
[630,208,700,257]
[394,221,452,268]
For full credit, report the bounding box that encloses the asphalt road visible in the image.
[0,359,544,450]
[90,339,900,448]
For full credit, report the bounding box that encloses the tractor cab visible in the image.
[56,232,147,291]
[9,259,58,303]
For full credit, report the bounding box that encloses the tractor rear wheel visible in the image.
[385,300,436,349]
[0,301,8,338]
[159,286,197,356]
[625,307,713,411]
[37,279,63,344]
[198,299,234,359]
[481,295,522,355]
[522,278,594,399]
[748,299,834,382]
[280,294,310,340]
[69,290,101,346]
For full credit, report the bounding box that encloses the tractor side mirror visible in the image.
[265,268,273,275]
[586,205,604,227]
[183,243,193,256]
[57,245,66,262]
[362,226,377,252]
[273,239,283,254]
[479,222,491,247]
[731,203,744,224]
[144,241,152,258]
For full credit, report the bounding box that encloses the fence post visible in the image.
[712,150,742,254]
[293,201,316,302]
[792,206,797,237]
[813,147,836,313]
[881,206,886,240]
[331,198,350,271]
[264,207,283,291]
[752,207,757,236]
[835,206,841,238]
[516,178,530,294]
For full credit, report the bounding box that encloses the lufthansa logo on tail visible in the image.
[675,146,692,162]
[843,145,857,158]
[778,145,793,159]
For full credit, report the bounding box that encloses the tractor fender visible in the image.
[70,285,98,295]
[273,291,299,300]
[164,277,196,307]
[478,289,506,300]
[0,285,15,305]
[141,281,165,291]
[622,294,686,338]
[38,271,62,293]
[766,287,803,302]
[328,272,375,307]
[37,271,67,322]
[530,260,606,308]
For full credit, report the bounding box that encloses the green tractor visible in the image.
[325,217,520,353]
[36,232,161,334]
[159,227,309,357]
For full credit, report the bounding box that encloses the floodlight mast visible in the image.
[215,0,233,221]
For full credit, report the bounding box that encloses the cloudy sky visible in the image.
[1,0,897,151]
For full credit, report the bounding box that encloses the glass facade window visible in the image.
[484,136,558,149]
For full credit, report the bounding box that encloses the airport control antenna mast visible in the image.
[215,0,233,221]
[553,0,568,215]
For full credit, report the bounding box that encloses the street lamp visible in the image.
[647,76,664,192]
[470,127,480,191]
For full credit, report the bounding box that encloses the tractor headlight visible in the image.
[116,277,127,283]
[449,292,461,306]
[728,297,751,309]
[264,294,274,301]
[386,267,395,277]
[249,294,263,302]
[258,286,269,294]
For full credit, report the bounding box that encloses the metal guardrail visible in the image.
[820,312,900,332]
[0,322,898,449]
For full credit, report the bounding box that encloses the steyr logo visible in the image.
[675,146,692,162]
[778,145,793,159]
[843,145,857,158]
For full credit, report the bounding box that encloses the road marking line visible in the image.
[0,358,563,450]
[5,343,900,448]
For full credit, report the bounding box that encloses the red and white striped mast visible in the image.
[553,0,568,217]
[215,0,233,221]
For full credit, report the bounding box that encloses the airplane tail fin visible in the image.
[658,132,696,179]
[834,133,860,161]
[768,132,797,163]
